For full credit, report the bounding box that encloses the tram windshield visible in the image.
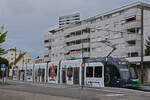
[129,67,138,79]
[119,68,130,80]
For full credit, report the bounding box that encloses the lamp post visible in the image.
[140,5,144,84]
[81,37,84,89]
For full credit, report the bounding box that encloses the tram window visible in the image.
[94,67,102,78]
[49,68,51,73]
[113,67,120,79]
[27,69,32,76]
[55,67,57,75]
[86,67,93,77]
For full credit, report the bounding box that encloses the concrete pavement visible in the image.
[0,89,78,100]
[0,80,150,100]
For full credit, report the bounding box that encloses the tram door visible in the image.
[62,68,66,83]
[73,67,79,84]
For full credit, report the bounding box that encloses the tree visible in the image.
[0,25,8,54]
[145,36,150,56]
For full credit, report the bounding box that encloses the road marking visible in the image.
[106,94,125,96]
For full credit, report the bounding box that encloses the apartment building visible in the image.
[44,2,150,62]
[44,29,65,62]
[59,13,80,28]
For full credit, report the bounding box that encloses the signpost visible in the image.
[1,64,6,83]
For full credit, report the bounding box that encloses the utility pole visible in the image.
[81,30,85,89]
[141,5,144,84]
[12,47,16,79]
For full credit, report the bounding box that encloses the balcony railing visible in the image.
[65,52,90,59]
[126,45,140,53]
[124,20,141,29]
[64,42,90,52]
[124,34,141,41]
[65,34,90,42]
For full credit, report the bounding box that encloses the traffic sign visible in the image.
[1,64,6,71]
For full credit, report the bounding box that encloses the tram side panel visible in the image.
[60,60,82,85]
[18,66,26,81]
[26,64,33,82]
[84,62,104,87]
[48,61,59,84]
[34,63,47,83]
[12,66,18,80]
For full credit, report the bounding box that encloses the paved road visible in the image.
[0,80,150,100]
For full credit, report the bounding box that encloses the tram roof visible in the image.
[85,57,126,62]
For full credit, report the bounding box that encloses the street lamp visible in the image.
[81,30,84,89]
[140,5,144,84]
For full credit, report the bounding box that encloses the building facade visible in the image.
[44,2,150,62]
[0,48,34,67]
[59,13,80,28]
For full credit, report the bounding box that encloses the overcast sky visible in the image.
[1,0,150,59]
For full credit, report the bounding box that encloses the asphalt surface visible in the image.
[0,80,150,100]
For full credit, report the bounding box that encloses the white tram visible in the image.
[60,60,82,85]
[26,64,33,82]
[12,60,104,87]
[34,63,47,83]
[48,61,59,84]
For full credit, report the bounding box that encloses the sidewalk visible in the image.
[138,84,150,91]
[5,79,81,89]
[2,79,150,92]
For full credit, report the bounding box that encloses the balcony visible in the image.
[126,46,140,53]
[44,42,51,48]
[44,57,51,62]
[64,24,90,36]
[65,33,90,42]
[44,34,50,41]
[124,34,140,41]
[65,52,90,59]
[44,50,50,56]
[64,43,90,52]
[124,21,141,29]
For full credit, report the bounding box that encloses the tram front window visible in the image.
[86,67,93,77]
[129,67,138,79]
[120,69,130,80]
[94,67,102,78]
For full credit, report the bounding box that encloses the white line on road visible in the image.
[105,94,125,96]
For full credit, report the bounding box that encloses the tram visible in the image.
[12,57,139,88]
[85,57,133,88]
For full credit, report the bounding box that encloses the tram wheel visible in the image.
[104,73,111,86]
